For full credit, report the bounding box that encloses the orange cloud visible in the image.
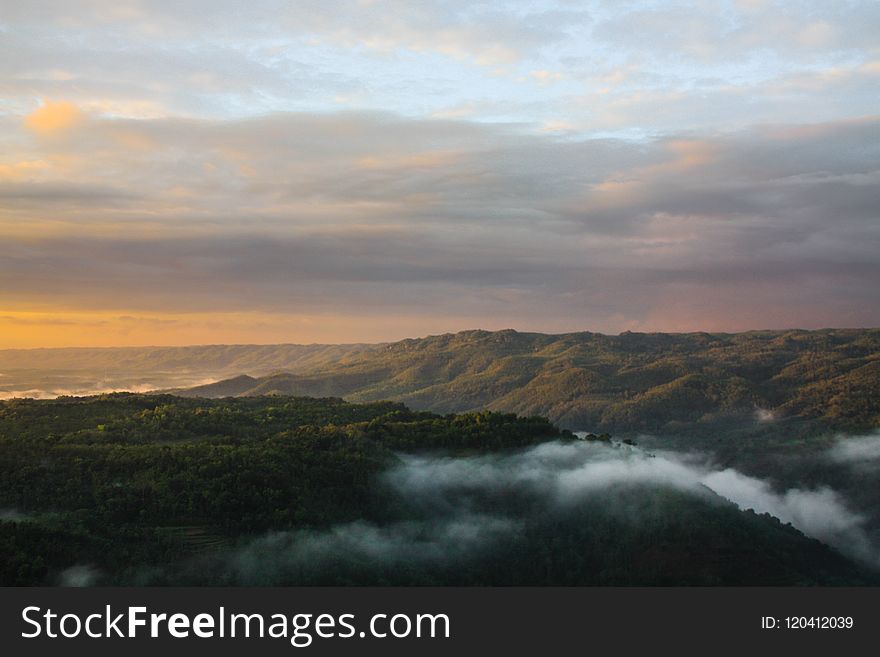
[24,100,84,135]
[0,159,50,181]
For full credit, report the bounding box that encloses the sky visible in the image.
[0,0,878,347]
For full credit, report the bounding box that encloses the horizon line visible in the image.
[2,326,878,352]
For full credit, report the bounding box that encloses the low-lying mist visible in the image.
[145,438,880,586]
[828,432,880,468]
[0,371,218,400]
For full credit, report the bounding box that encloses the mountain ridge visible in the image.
[3,328,878,432]
[163,328,880,433]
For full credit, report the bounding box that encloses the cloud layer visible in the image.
[1,109,878,343]
[3,1,877,131]
[1,1,878,345]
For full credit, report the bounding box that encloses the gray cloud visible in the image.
[1,110,877,330]
[0,181,137,205]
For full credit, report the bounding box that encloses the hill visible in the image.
[3,328,878,433]
[175,328,880,433]
[1,394,874,586]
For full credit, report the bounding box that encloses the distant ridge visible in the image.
[0,343,376,375]
[165,328,880,433]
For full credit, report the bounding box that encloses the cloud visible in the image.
[222,514,518,585]
[58,565,100,587]
[0,1,876,134]
[24,100,84,134]
[164,440,880,584]
[1,1,878,343]
[591,1,880,61]
[828,432,880,466]
[5,1,571,68]
[702,469,873,561]
[529,69,563,83]
[392,441,880,567]
[0,384,158,401]
[0,160,51,181]
[0,109,877,338]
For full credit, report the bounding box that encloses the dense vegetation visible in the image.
[1,393,877,586]
[2,330,878,585]
[0,394,561,585]
[172,328,880,433]
[173,486,871,587]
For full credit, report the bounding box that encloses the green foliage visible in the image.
[361,410,563,451]
[1,389,876,587]
[161,485,878,587]
[0,394,563,584]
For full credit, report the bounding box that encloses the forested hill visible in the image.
[1,394,875,586]
[3,329,877,433]
[177,328,880,433]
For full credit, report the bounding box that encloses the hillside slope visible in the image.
[177,328,880,432]
[1,394,875,586]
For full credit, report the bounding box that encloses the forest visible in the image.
[0,394,563,584]
[1,393,876,586]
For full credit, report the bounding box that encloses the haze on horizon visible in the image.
[1,1,878,348]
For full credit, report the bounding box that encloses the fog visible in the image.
[0,372,220,400]
[828,431,880,466]
[0,385,158,401]
[700,469,874,564]
[223,514,519,584]
[186,439,878,585]
[0,509,27,522]
[59,565,100,587]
